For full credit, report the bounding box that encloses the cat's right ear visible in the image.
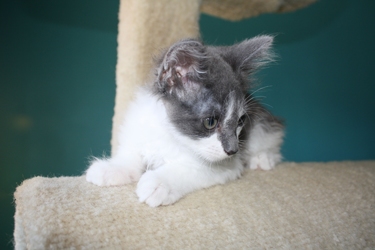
[156,39,206,95]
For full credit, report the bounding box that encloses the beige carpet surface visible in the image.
[14,161,375,249]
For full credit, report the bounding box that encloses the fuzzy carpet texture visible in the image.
[14,161,375,249]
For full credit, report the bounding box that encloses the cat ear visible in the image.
[223,35,274,76]
[156,39,206,94]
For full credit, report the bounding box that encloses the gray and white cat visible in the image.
[86,35,284,207]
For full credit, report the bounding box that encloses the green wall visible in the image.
[1,1,118,248]
[1,0,374,248]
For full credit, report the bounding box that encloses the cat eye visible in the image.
[238,115,246,127]
[203,117,218,130]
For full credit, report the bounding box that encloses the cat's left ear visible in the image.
[156,39,206,95]
[223,35,275,77]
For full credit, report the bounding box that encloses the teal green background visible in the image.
[1,0,374,248]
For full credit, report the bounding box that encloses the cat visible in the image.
[85,35,284,207]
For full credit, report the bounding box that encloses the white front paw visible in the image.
[86,159,141,186]
[136,171,178,207]
[249,152,278,170]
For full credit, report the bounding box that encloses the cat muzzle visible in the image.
[224,148,238,156]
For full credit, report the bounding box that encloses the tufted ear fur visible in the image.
[156,39,207,97]
[222,35,275,78]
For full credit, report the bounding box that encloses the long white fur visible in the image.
[86,87,282,207]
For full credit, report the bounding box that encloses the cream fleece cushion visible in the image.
[14,161,375,249]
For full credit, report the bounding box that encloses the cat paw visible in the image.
[136,171,178,207]
[249,152,278,170]
[86,159,141,186]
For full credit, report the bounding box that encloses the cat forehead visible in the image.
[190,88,246,118]
[205,52,236,79]
[191,94,221,116]
[203,53,248,94]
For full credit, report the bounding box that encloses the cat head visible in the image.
[154,36,274,162]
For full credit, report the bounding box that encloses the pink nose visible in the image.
[224,149,238,156]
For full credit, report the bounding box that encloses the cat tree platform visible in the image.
[14,161,375,249]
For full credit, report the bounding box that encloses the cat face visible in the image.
[166,88,248,162]
[154,36,274,162]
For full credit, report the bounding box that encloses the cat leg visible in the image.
[85,154,144,186]
[136,160,243,207]
[246,123,284,170]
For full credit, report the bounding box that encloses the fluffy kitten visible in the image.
[86,35,284,207]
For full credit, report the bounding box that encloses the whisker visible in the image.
[251,85,273,96]
[260,102,274,109]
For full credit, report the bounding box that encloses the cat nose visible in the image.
[224,149,238,156]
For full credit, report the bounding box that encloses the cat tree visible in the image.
[13,0,375,249]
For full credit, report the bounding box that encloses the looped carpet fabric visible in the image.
[14,161,375,249]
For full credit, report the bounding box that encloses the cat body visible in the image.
[86,35,284,207]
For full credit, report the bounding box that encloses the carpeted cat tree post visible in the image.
[13,0,375,249]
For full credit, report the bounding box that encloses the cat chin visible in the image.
[201,156,234,165]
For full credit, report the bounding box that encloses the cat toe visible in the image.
[249,152,278,170]
[136,171,176,207]
[86,161,107,186]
